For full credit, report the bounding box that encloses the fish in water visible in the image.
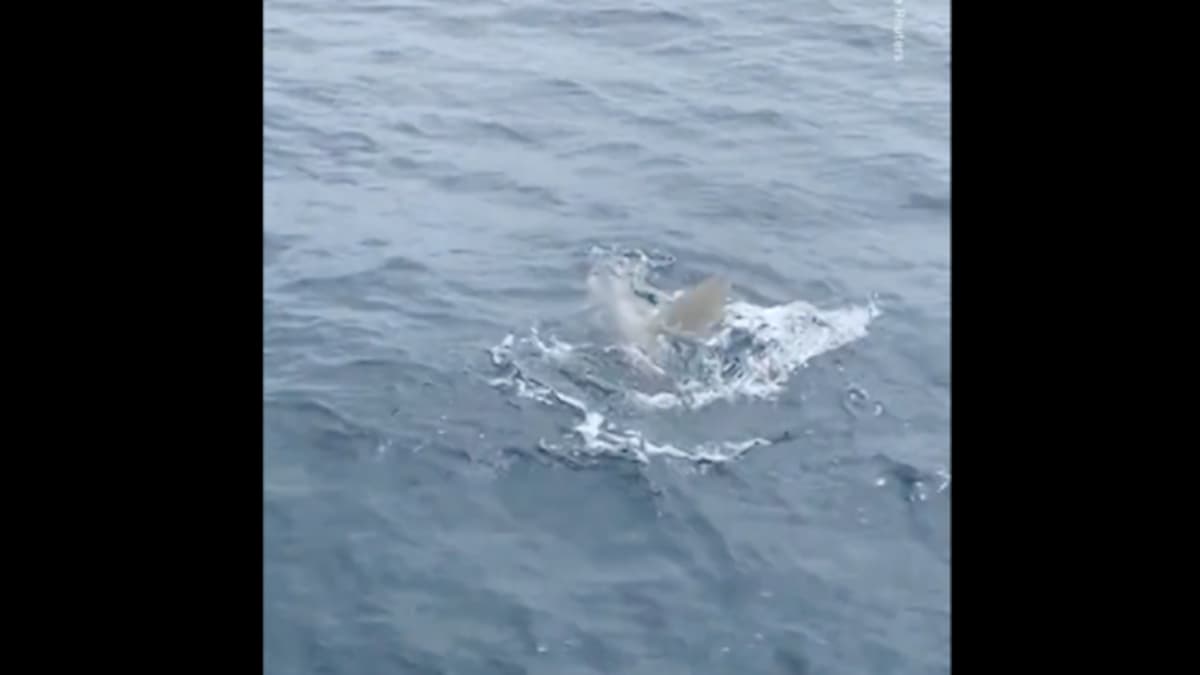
[586,267,731,364]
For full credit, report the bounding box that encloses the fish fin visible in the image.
[659,275,730,336]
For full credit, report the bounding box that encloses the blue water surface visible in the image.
[264,1,950,673]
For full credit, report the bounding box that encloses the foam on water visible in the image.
[486,247,880,464]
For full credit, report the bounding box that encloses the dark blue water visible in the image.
[264,1,949,673]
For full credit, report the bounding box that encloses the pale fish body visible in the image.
[588,270,731,362]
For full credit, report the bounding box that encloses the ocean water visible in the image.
[263,1,950,673]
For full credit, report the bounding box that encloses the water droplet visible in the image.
[936,470,951,492]
[536,645,548,654]
[875,477,887,487]
[907,480,929,502]
[843,385,877,417]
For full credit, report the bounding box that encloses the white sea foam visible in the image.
[486,247,880,464]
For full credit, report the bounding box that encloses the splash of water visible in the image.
[487,246,880,465]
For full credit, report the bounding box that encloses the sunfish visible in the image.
[587,270,731,362]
